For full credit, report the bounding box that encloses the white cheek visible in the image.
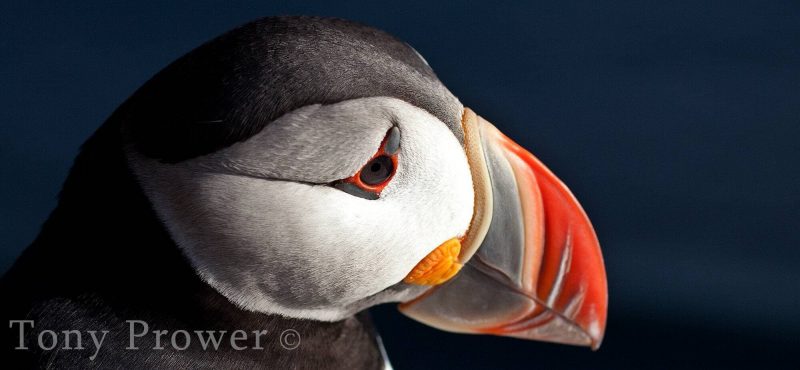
[277,102,477,281]
[231,106,474,311]
[380,108,476,269]
[130,97,473,321]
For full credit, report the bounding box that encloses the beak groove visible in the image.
[399,108,608,349]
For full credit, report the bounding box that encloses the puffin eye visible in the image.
[331,127,400,200]
[360,155,394,185]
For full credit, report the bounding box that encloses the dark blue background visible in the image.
[2,1,798,368]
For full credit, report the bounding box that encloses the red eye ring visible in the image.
[333,127,400,199]
[350,154,397,193]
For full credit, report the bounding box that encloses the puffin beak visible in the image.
[399,108,608,349]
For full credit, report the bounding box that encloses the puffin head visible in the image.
[121,16,607,349]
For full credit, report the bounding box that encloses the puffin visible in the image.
[0,16,607,369]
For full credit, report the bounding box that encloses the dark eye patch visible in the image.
[384,126,401,155]
[332,182,380,200]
